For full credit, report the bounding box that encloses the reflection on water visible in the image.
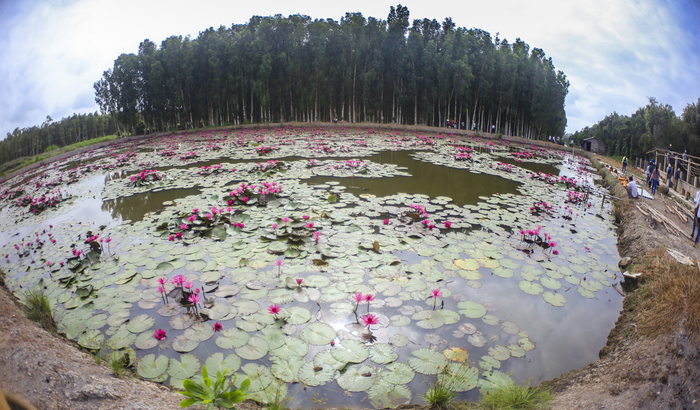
[306,150,522,207]
[102,187,201,222]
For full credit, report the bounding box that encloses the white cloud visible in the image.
[1,0,698,138]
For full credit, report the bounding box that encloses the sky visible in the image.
[0,0,699,139]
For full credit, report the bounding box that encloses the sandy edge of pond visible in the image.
[1,126,697,409]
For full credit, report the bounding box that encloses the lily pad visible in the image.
[408,348,447,375]
[137,354,169,379]
[236,336,269,360]
[78,329,104,350]
[127,314,155,333]
[438,363,479,392]
[205,352,241,374]
[300,322,337,345]
[236,363,273,393]
[518,280,544,295]
[172,335,199,353]
[457,301,487,318]
[369,343,398,364]
[337,364,375,392]
[543,291,567,307]
[298,362,335,386]
[331,339,369,363]
[168,354,200,379]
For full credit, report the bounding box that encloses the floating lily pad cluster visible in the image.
[0,127,617,408]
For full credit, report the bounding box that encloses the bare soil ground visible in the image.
[2,137,700,410]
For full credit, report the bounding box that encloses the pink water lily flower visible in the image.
[154,329,167,340]
[296,278,303,285]
[444,221,452,228]
[158,277,166,285]
[180,223,188,230]
[361,314,379,327]
[431,289,442,298]
[353,292,364,302]
[268,304,281,315]
[272,223,278,229]
[187,294,200,305]
[302,215,310,220]
[383,219,389,225]
[363,294,375,302]
[282,217,290,223]
[305,223,314,228]
[213,322,223,332]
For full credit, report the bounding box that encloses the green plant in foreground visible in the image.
[424,380,458,410]
[479,379,553,410]
[24,280,55,333]
[179,365,249,409]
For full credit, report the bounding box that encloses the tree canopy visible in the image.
[94,6,569,137]
[571,97,700,158]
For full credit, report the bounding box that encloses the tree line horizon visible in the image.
[1,5,696,167]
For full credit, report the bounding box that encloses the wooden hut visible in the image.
[582,137,606,155]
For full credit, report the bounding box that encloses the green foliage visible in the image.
[0,134,118,177]
[572,97,700,158]
[424,380,458,409]
[44,144,59,152]
[24,282,55,333]
[0,268,5,287]
[179,365,250,410]
[91,7,568,139]
[478,379,553,410]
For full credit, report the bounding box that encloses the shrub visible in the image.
[24,282,55,333]
[45,145,59,152]
[479,379,553,410]
[424,380,457,409]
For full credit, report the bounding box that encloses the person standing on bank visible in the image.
[622,155,628,173]
[674,167,681,190]
[691,189,700,239]
[651,165,660,195]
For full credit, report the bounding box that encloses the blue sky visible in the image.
[0,0,698,138]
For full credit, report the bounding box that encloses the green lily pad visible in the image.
[184,322,215,342]
[137,354,169,379]
[134,331,160,350]
[577,287,595,299]
[78,329,104,350]
[271,356,305,383]
[381,361,415,385]
[168,354,200,379]
[337,364,375,392]
[172,335,199,353]
[155,262,174,275]
[390,334,410,347]
[438,363,479,392]
[285,306,312,325]
[369,343,398,364]
[107,328,136,349]
[236,336,269,360]
[458,301,487,318]
[478,370,514,395]
[236,363,273,393]
[412,310,446,329]
[408,348,447,375]
[216,328,250,349]
[367,380,412,408]
[300,322,337,345]
[488,345,511,361]
[518,280,544,295]
[127,314,155,333]
[543,291,567,307]
[205,352,241,375]
[331,339,369,363]
[298,362,336,386]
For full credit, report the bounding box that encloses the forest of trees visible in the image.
[94,6,568,138]
[0,6,570,168]
[571,97,700,159]
[0,113,119,166]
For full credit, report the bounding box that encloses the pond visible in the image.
[0,127,622,409]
